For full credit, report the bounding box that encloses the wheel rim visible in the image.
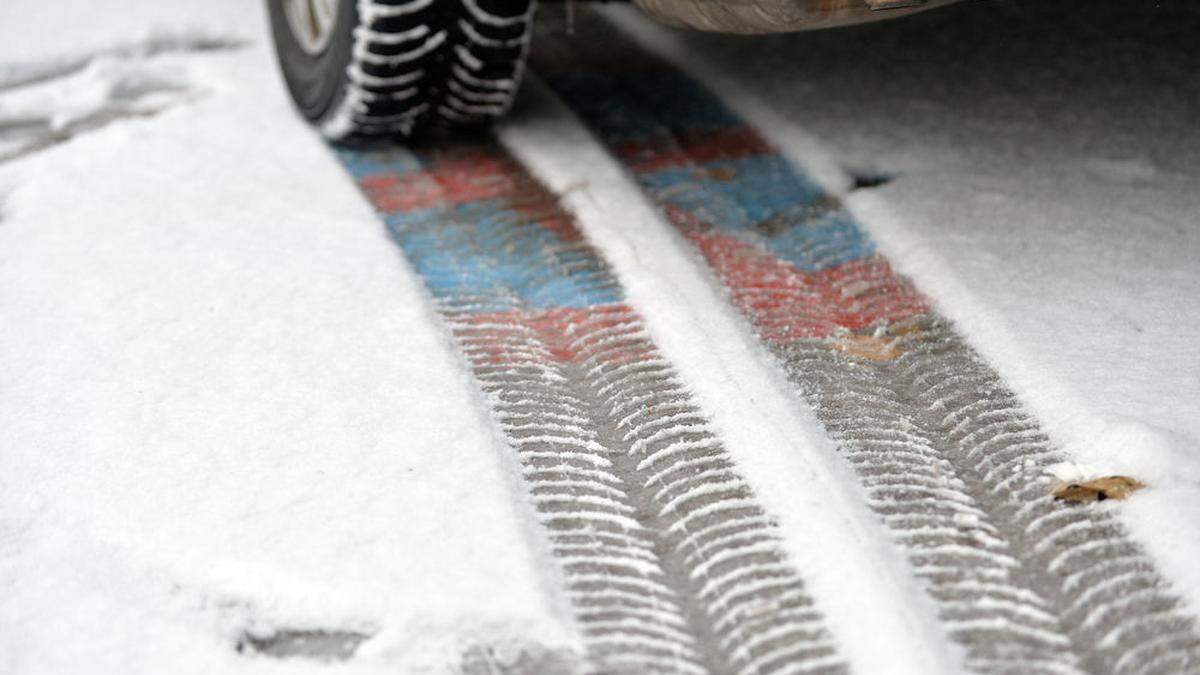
[283,0,340,55]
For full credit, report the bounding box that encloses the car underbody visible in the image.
[630,0,960,34]
[268,0,964,140]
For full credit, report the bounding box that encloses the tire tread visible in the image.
[326,0,535,138]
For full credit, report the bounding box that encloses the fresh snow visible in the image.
[0,1,252,69]
[0,4,575,674]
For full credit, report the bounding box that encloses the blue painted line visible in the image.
[339,143,624,312]
[545,70,879,272]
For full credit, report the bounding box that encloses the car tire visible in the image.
[266,0,536,140]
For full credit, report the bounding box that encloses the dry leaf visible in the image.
[694,166,737,182]
[1052,476,1145,503]
[831,335,902,361]
[888,324,924,339]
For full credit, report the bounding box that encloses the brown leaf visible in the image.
[831,335,902,361]
[694,166,737,182]
[1052,476,1146,503]
[888,324,924,339]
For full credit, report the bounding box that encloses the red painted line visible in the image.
[689,231,930,342]
[613,127,774,173]
[358,146,584,242]
[457,304,652,364]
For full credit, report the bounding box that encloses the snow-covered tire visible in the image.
[267,0,535,140]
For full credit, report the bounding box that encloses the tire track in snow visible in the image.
[533,11,1200,674]
[337,138,845,674]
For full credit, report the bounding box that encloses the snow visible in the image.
[0,1,252,68]
[0,5,575,674]
[610,0,1200,615]
[0,53,204,161]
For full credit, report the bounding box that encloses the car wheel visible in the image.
[266,0,536,139]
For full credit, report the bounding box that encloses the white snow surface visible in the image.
[0,4,574,674]
[0,1,252,68]
[605,0,1200,615]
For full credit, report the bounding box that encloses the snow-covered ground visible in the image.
[0,4,575,673]
[2,0,1198,673]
